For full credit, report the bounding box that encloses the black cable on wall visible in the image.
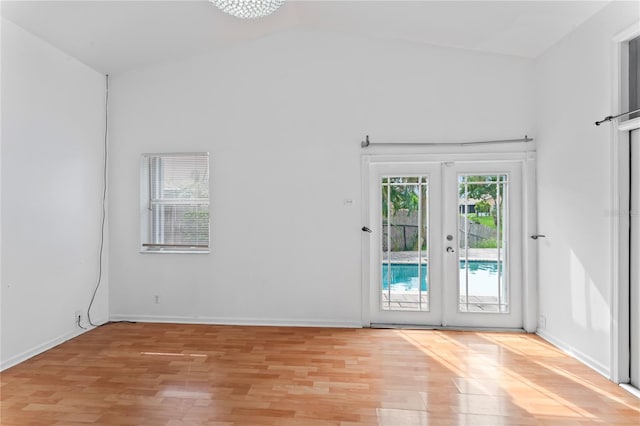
[87,74,109,327]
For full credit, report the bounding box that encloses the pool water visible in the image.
[382,261,502,293]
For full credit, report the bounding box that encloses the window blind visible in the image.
[142,153,210,251]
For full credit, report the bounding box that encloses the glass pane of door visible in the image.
[381,176,429,311]
[457,174,508,313]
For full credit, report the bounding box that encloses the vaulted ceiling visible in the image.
[1,0,612,74]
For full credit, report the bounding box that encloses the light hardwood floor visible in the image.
[1,323,639,425]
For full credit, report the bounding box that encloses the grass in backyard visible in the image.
[467,214,496,229]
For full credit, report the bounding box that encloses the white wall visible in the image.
[534,1,640,377]
[109,31,534,326]
[1,19,108,370]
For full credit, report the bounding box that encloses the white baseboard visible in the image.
[108,314,362,329]
[620,384,640,399]
[1,317,109,371]
[1,331,86,371]
[536,329,610,379]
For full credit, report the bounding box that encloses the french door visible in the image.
[366,160,523,329]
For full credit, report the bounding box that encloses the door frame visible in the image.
[361,151,537,332]
[611,22,640,386]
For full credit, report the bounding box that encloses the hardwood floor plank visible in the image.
[1,323,639,425]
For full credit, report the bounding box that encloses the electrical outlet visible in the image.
[539,315,546,329]
[154,295,160,304]
[75,310,83,327]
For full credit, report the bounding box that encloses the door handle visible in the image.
[530,234,546,240]
[446,247,455,253]
[362,226,372,233]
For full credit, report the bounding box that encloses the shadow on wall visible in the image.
[569,249,608,335]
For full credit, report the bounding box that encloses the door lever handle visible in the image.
[531,234,546,240]
[446,247,455,253]
[362,226,372,233]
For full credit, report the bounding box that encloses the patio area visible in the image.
[382,248,502,263]
[381,292,504,313]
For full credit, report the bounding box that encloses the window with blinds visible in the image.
[140,153,210,253]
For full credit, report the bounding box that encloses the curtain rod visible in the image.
[594,108,640,126]
[360,135,533,148]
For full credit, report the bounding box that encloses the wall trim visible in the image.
[0,321,104,372]
[620,383,640,399]
[619,116,640,131]
[109,314,363,329]
[537,330,610,379]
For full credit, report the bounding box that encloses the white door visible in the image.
[442,162,523,328]
[367,160,523,329]
[368,162,444,326]
[631,128,640,388]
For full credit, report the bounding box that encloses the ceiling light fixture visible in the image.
[209,0,285,19]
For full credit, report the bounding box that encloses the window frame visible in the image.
[139,152,210,254]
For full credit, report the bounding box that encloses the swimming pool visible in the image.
[382,261,502,293]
